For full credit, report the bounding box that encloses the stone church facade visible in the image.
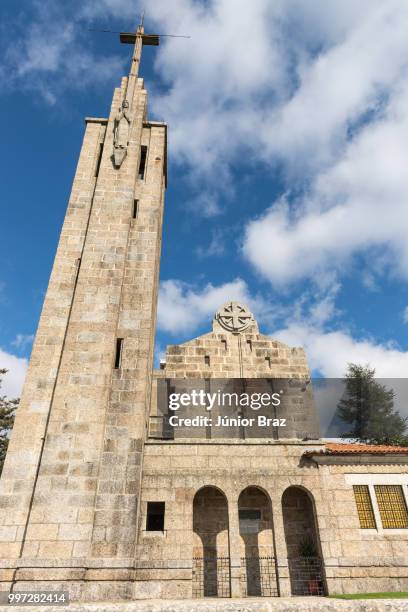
[1,24,408,603]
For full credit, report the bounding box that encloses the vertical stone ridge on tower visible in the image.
[0,21,166,582]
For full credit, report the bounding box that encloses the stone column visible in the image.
[270,491,291,597]
[226,492,242,597]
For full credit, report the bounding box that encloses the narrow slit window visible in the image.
[114,338,123,369]
[221,339,227,351]
[95,143,103,177]
[75,257,82,282]
[265,356,271,367]
[353,485,376,529]
[138,146,148,179]
[205,355,210,366]
[132,199,138,220]
[146,501,165,531]
[247,339,252,351]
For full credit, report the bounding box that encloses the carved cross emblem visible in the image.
[216,302,253,333]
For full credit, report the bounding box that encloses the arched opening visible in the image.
[238,486,279,597]
[192,486,230,597]
[282,486,326,596]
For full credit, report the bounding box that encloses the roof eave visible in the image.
[308,453,408,465]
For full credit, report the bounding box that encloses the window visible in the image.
[247,339,252,351]
[265,356,271,367]
[132,199,138,219]
[114,338,123,369]
[146,501,165,531]
[353,485,376,529]
[221,339,227,351]
[347,476,408,531]
[138,146,148,179]
[205,355,210,366]
[374,485,408,529]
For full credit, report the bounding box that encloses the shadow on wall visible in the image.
[238,486,278,597]
[193,486,230,597]
[282,486,327,596]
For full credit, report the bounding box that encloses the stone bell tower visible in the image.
[0,21,166,597]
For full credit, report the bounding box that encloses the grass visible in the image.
[331,592,408,599]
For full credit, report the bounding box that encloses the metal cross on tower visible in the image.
[119,21,160,81]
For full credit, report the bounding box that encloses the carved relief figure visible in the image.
[113,99,131,167]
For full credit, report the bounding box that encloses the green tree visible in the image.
[337,363,408,445]
[0,369,19,476]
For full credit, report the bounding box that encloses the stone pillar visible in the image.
[226,492,242,597]
[270,491,291,597]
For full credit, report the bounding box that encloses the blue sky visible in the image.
[1,0,408,397]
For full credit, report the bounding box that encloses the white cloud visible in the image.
[1,5,125,103]
[141,1,408,185]
[6,1,408,189]
[256,2,408,170]
[274,322,408,378]
[195,228,225,258]
[0,350,28,399]
[308,282,340,327]
[243,79,408,285]
[3,0,408,361]
[11,334,34,350]
[256,284,408,378]
[6,1,400,167]
[157,277,407,381]
[188,192,222,218]
[157,278,269,335]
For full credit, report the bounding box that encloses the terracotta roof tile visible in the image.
[304,442,408,456]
